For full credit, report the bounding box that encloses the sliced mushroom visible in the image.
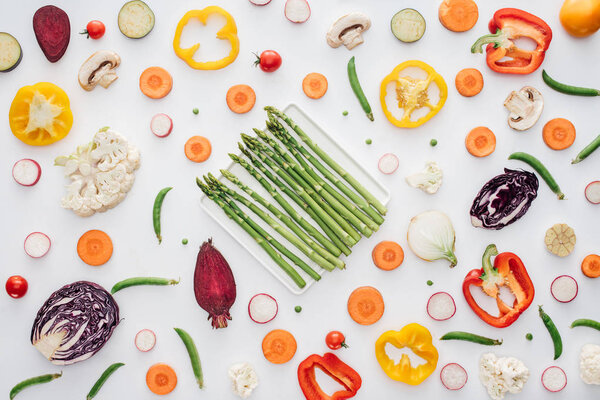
[326,12,371,50]
[78,50,121,91]
[503,86,544,131]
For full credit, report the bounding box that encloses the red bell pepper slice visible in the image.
[471,8,552,74]
[297,353,362,400]
[462,244,535,328]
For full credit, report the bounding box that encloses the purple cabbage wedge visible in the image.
[31,281,119,365]
[470,168,538,230]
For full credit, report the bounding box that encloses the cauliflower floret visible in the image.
[228,363,258,398]
[405,161,443,194]
[580,344,600,385]
[479,353,529,400]
[55,127,140,217]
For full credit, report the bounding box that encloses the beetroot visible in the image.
[194,239,236,329]
[33,5,70,62]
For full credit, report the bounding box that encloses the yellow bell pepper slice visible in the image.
[375,323,439,385]
[9,82,73,146]
[380,60,448,128]
[173,6,240,70]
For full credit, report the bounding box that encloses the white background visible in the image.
[1,0,599,399]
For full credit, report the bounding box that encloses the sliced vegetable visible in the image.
[508,152,564,199]
[542,366,567,392]
[439,0,478,32]
[262,329,297,364]
[327,13,371,50]
[581,254,600,278]
[146,363,177,395]
[140,66,172,99]
[298,353,362,398]
[80,20,105,39]
[78,51,121,91]
[585,181,600,204]
[254,50,281,72]
[440,331,502,345]
[185,136,212,163]
[174,328,204,389]
[406,161,443,194]
[551,275,578,303]
[347,286,384,325]
[118,0,155,39]
[111,277,179,294]
[135,329,156,352]
[6,275,28,298]
[391,8,426,42]
[302,72,328,99]
[77,230,113,266]
[545,223,576,257]
[503,86,544,131]
[151,113,173,137]
[572,134,600,164]
[250,0,272,5]
[33,5,70,62]
[10,372,62,399]
[13,159,41,187]
[326,331,348,350]
[542,69,600,96]
[539,305,563,360]
[571,318,600,331]
[440,363,468,390]
[0,32,22,72]
[372,241,404,271]
[427,292,456,321]
[24,232,51,258]
[378,153,399,174]
[543,118,576,150]
[284,0,311,23]
[87,363,124,400]
[465,126,496,157]
[407,210,457,267]
[226,84,256,113]
[153,187,172,244]
[348,57,373,121]
[455,68,483,97]
[248,293,278,324]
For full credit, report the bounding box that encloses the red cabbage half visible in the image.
[31,281,119,365]
[470,168,538,230]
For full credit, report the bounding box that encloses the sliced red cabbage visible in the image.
[31,281,119,365]
[470,168,538,230]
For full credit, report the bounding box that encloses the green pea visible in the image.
[193,108,199,115]
[295,306,302,313]
[427,280,433,286]
[365,138,372,145]
[526,333,533,341]
[342,110,348,116]
[430,139,438,147]
[182,238,189,245]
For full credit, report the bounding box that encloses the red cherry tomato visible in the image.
[325,331,348,350]
[6,275,28,298]
[254,50,282,72]
[82,20,106,39]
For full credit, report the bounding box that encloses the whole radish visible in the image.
[194,239,236,328]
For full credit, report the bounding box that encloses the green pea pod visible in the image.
[87,363,124,400]
[10,372,62,399]
[542,70,600,97]
[539,305,562,360]
[153,187,172,244]
[111,277,179,294]
[347,56,374,121]
[440,331,502,346]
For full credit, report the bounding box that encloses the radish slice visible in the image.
[285,0,310,23]
[440,363,468,390]
[249,0,271,4]
[427,292,456,321]
[551,275,578,303]
[248,293,278,324]
[135,329,156,352]
[542,366,567,392]
[378,153,399,174]
[151,113,173,137]
[585,181,600,204]
[13,159,41,186]
[24,232,51,258]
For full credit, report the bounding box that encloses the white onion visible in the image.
[407,210,457,267]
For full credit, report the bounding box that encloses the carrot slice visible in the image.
[347,286,384,325]
[77,229,113,266]
[140,66,173,99]
[262,329,297,364]
[226,84,256,114]
[372,241,404,271]
[455,68,483,97]
[302,72,328,99]
[439,0,479,32]
[466,126,496,157]
[582,254,600,278]
[184,136,212,163]
[543,118,576,150]
[146,363,177,395]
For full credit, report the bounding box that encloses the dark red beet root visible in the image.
[33,5,70,62]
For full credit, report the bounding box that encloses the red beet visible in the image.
[194,239,236,329]
[33,5,70,62]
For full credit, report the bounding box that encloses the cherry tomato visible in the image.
[254,50,282,72]
[6,275,28,298]
[81,20,106,39]
[325,331,348,350]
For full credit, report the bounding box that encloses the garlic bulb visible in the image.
[407,210,457,267]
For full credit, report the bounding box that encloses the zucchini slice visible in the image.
[391,8,426,43]
[118,0,155,39]
[0,32,23,72]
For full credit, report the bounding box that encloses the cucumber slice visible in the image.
[391,8,426,43]
[118,0,155,39]
[0,32,23,72]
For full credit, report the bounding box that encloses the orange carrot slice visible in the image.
[466,126,496,157]
[146,363,177,395]
[77,229,113,266]
[582,254,600,278]
[140,66,173,99]
[543,118,576,150]
[302,72,328,99]
[184,136,212,163]
[347,286,384,325]
[439,0,479,32]
[226,84,256,114]
[262,329,297,364]
[372,241,404,271]
[455,68,483,97]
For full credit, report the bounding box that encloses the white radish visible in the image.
[249,0,271,5]
[285,0,310,23]
[378,153,399,174]
[24,232,51,258]
[550,275,578,303]
[541,366,567,392]
[151,113,173,137]
[585,181,600,204]
[13,159,41,186]
[248,293,278,324]
[440,363,468,390]
[427,292,456,321]
[135,329,156,352]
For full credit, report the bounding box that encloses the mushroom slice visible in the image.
[326,12,371,50]
[503,86,544,131]
[78,50,121,91]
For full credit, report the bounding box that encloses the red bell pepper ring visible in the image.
[471,8,552,74]
[297,353,362,400]
[462,244,535,328]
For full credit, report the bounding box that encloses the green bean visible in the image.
[508,152,565,199]
[542,70,600,97]
[153,187,172,244]
[10,372,62,399]
[86,363,124,400]
[111,277,179,294]
[571,318,600,331]
[440,331,502,346]
[174,328,204,389]
[539,305,562,360]
[347,56,374,121]
[572,134,600,164]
